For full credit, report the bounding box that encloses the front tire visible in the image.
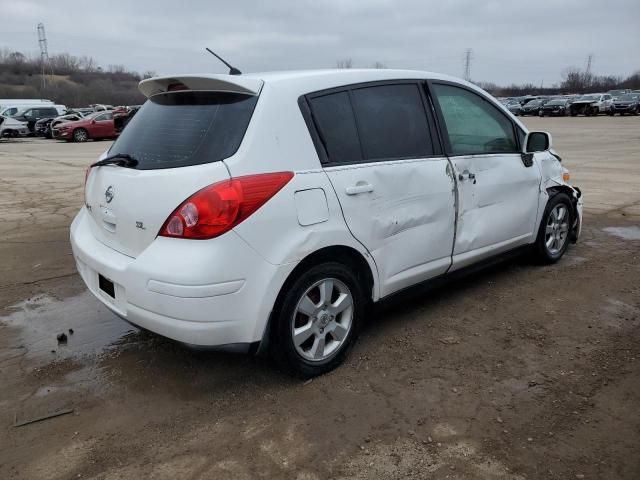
[73,128,88,142]
[270,262,366,378]
[533,193,573,264]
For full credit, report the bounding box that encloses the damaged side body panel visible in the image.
[447,152,542,270]
[323,157,456,297]
[536,151,584,241]
[570,101,599,116]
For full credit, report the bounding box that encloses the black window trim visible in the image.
[299,79,444,167]
[426,79,525,156]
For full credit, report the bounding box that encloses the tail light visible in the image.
[159,171,294,240]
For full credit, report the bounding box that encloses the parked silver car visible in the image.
[0,115,29,138]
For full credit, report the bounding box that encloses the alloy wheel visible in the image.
[291,278,354,362]
[74,129,88,142]
[545,204,569,255]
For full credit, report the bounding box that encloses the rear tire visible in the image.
[73,128,88,142]
[533,193,573,264]
[270,262,366,378]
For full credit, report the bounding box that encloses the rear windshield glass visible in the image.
[108,91,258,170]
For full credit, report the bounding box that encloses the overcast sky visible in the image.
[1,0,638,85]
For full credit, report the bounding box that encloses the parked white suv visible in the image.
[71,70,583,377]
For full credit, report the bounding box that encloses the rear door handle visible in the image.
[458,170,476,184]
[345,183,374,195]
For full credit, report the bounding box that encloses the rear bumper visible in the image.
[70,208,296,346]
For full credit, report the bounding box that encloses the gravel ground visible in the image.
[1,116,639,479]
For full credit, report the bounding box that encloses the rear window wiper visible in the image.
[91,153,139,169]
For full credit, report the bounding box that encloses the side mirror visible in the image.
[524,131,552,153]
[91,119,96,124]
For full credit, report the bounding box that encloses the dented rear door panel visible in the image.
[325,157,456,297]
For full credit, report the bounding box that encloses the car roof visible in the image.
[139,69,475,98]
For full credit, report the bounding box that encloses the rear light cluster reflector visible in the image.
[159,171,294,239]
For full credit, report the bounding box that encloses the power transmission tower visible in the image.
[585,53,593,76]
[463,48,472,82]
[37,23,49,92]
[584,53,594,89]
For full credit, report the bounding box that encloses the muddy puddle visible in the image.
[0,291,137,363]
[603,225,640,240]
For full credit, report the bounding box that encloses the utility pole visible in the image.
[463,48,472,82]
[37,23,49,93]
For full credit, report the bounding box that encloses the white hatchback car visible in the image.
[71,69,583,376]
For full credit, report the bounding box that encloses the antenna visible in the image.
[37,23,49,91]
[463,48,472,82]
[205,48,242,75]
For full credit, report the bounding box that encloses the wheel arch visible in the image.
[538,185,581,242]
[255,244,376,355]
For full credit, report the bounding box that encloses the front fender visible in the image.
[534,151,583,241]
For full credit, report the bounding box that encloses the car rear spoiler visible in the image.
[138,74,263,98]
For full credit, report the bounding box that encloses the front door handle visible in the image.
[458,170,476,184]
[345,183,374,195]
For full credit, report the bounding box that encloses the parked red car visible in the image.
[52,111,119,142]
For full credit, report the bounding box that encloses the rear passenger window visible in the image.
[309,92,361,164]
[351,84,433,160]
[432,83,518,155]
[307,83,434,164]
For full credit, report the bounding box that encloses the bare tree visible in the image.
[108,64,127,74]
[336,58,353,69]
[372,61,387,69]
[78,55,98,72]
[561,67,587,93]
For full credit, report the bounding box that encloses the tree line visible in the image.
[0,49,151,107]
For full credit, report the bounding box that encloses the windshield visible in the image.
[619,94,638,101]
[579,95,599,101]
[108,91,258,170]
[526,100,542,106]
[547,100,565,105]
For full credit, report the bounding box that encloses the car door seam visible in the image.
[320,168,381,300]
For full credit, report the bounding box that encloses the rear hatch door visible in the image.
[84,82,260,258]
